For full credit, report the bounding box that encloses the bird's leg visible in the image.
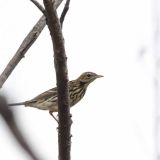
[49,111,59,123]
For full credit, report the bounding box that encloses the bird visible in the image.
[8,72,103,122]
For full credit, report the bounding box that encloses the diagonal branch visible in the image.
[0,95,40,160]
[30,0,46,15]
[43,0,71,160]
[0,0,63,88]
[60,0,70,28]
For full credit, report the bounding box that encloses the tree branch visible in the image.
[43,0,71,160]
[30,0,46,15]
[60,0,70,28]
[0,95,40,160]
[0,0,63,88]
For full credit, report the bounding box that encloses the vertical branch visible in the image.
[43,0,71,160]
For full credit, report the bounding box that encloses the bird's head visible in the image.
[77,72,103,85]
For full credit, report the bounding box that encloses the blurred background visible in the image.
[0,0,159,159]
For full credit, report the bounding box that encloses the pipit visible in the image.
[8,72,103,122]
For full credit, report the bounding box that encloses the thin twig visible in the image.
[30,0,46,15]
[0,95,40,160]
[43,0,71,160]
[0,0,64,88]
[60,0,70,28]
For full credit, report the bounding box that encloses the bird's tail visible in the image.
[8,102,25,106]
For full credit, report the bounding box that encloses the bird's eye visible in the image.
[86,73,91,78]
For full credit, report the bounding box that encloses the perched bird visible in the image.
[8,72,103,122]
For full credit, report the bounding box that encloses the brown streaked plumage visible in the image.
[8,72,103,121]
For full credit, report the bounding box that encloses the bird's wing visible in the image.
[26,88,57,104]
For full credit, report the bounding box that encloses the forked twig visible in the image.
[0,0,63,88]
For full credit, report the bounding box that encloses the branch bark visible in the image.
[60,0,70,28]
[0,0,63,88]
[43,0,71,160]
[0,95,40,160]
[30,0,46,15]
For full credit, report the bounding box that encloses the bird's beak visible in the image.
[96,75,103,78]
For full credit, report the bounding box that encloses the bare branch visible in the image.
[30,0,46,15]
[43,0,71,160]
[60,0,70,28]
[0,0,64,88]
[0,95,40,160]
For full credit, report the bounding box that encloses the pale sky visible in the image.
[0,0,156,159]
